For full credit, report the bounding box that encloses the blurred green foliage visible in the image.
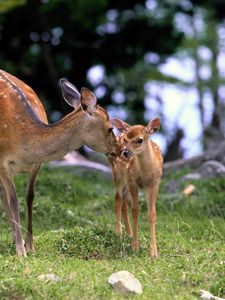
[0,0,184,120]
[1,0,225,157]
[0,0,26,13]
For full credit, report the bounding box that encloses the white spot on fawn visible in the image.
[4,124,8,128]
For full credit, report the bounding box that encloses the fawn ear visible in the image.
[146,118,160,134]
[80,88,97,114]
[112,118,130,132]
[59,79,81,109]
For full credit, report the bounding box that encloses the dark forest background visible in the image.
[1,0,225,161]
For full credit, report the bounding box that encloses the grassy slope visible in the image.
[0,166,224,300]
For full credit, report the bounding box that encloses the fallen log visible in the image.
[163,141,225,174]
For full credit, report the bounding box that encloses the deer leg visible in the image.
[25,164,40,252]
[114,191,123,237]
[0,181,16,242]
[129,184,139,251]
[146,184,159,258]
[122,187,132,237]
[0,168,26,257]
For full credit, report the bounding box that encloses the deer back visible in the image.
[0,70,49,153]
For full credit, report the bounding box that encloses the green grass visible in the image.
[0,166,224,299]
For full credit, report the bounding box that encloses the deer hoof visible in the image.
[25,241,35,253]
[16,244,27,257]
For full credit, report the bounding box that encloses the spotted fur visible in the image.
[109,118,163,258]
[0,69,118,257]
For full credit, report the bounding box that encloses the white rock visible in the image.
[199,289,225,300]
[108,270,143,295]
[37,274,62,283]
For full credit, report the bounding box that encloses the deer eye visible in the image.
[137,138,143,144]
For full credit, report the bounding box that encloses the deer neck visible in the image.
[136,141,154,171]
[23,110,89,163]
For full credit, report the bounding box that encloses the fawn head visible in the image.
[59,79,118,158]
[112,118,160,158]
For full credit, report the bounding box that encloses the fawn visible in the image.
[109,118,163,258]
[0,69,118,256]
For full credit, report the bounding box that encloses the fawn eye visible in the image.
[108,128,113,134]
[137,138,143,144]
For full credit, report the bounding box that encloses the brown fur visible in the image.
[0,69,118,256]
[126,125,145,139]
[109,118,163,258]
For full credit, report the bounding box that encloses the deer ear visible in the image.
[146,118,160,134]
[59,79,81,109]
[112,118,130,132]
[80,88,97,114]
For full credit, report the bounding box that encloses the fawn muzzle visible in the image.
[122,149,134,158]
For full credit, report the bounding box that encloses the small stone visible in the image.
[182,184,196,195]
[108,270,143,295]
[67,210,74,217]
[199,289,225,300]
[200,290,215,299]
[37,274,62,283]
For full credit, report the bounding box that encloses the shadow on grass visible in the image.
[56,225,148,260]
[0,235,17,256]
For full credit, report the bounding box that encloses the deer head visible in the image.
[58,79,118,158]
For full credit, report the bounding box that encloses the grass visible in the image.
[0,165,224,299]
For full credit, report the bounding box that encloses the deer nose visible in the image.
[110,152,117,158]
[106,152,117,159]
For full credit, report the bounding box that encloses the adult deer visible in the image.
[109,118,163,258]
[0,69,118,257]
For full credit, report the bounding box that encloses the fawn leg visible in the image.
[146,184,159,258]
[114,191,123,237]
[122,187,132,237]
[25,164,40,252]
[129,184,139,251]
